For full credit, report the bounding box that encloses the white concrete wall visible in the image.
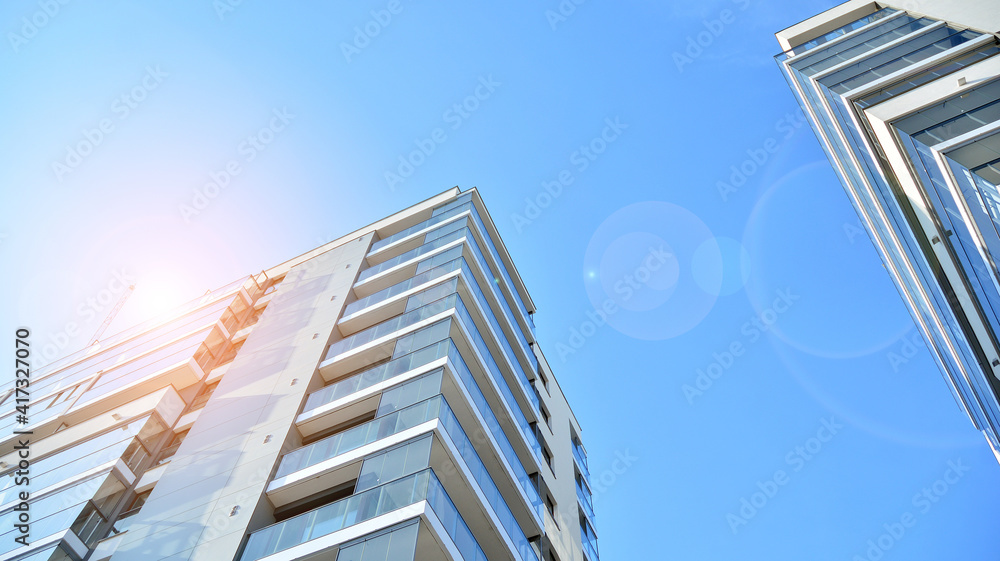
[111,234,372,561]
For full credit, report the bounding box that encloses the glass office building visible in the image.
[775,1,1000,459]
[1,188,598,561]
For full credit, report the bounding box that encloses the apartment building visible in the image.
[0,188,599,561]
[775,2,1000,458]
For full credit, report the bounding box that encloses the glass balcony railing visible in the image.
[464,205,534,334]
[0,474,115,556]
[0,502,87,555]
[18,299,233,404]
[783,7,897,58]
[442,343,543,521]
[458,224,537,372]
[347,252,538,416]
[356,222,470,283]
[572,441,591,481]
[27,276,249,382]
[241,469,488,561]
[306,340,451,413]
[343,256,462,318]
[453,296,540,452]
[581,521,599,561]
[582,535,599,561]
[370,196,533,337]
[453,260,538,412]
[431,195,534,334]
[370,203,473,254]
[0,402,64,436]
[361,211,536,353]
[305,336,542,521]
[323,287,542,469]
[354,226,537,380]
[0,436,136,503]
[75,327,214,405]
[278,394,537,561]
[577,480,596,524]
[436,398,539,561]
[325,295,457,361]
[431,192,474,217]
[277,396,444,478]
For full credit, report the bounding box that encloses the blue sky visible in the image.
[3,1,1000,559]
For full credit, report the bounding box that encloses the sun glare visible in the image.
[128,273,191,324]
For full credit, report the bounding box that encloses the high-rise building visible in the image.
[1,188,599,561]
[774,2,1000,458]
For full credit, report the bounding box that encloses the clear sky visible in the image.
[2,1,1000,560]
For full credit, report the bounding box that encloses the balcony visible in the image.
[0,473,124,558]
[306,337,542,523]
[348,225,537,380]
[355,220,469,289]
[27,275,251,383]
[278,396,444,478]
[356,216,536,361]
[242,469,488,561]
[301,341,450,436]
[275,392,539,561]
[323,294,457,375]
[323,294,542,473]
[0,327,217,446]
[577,479,596,527]
[573,440,591,482]
[336,260,539,423]
[339,256,463,333]
[0,415,158,508]
[580,503,599,561]
[582,538,599,561]
[368,201,473,258]
[367,196,534,338]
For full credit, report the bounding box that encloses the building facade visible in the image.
[1,188,599,561]
[775,2,1000,458]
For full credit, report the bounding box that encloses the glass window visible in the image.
[895,78,1000,137]
[786,8,898,57]
[856,41,1000,109]
[791,14,918,72]
[376,371,444,416]
[823,29,982,94]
